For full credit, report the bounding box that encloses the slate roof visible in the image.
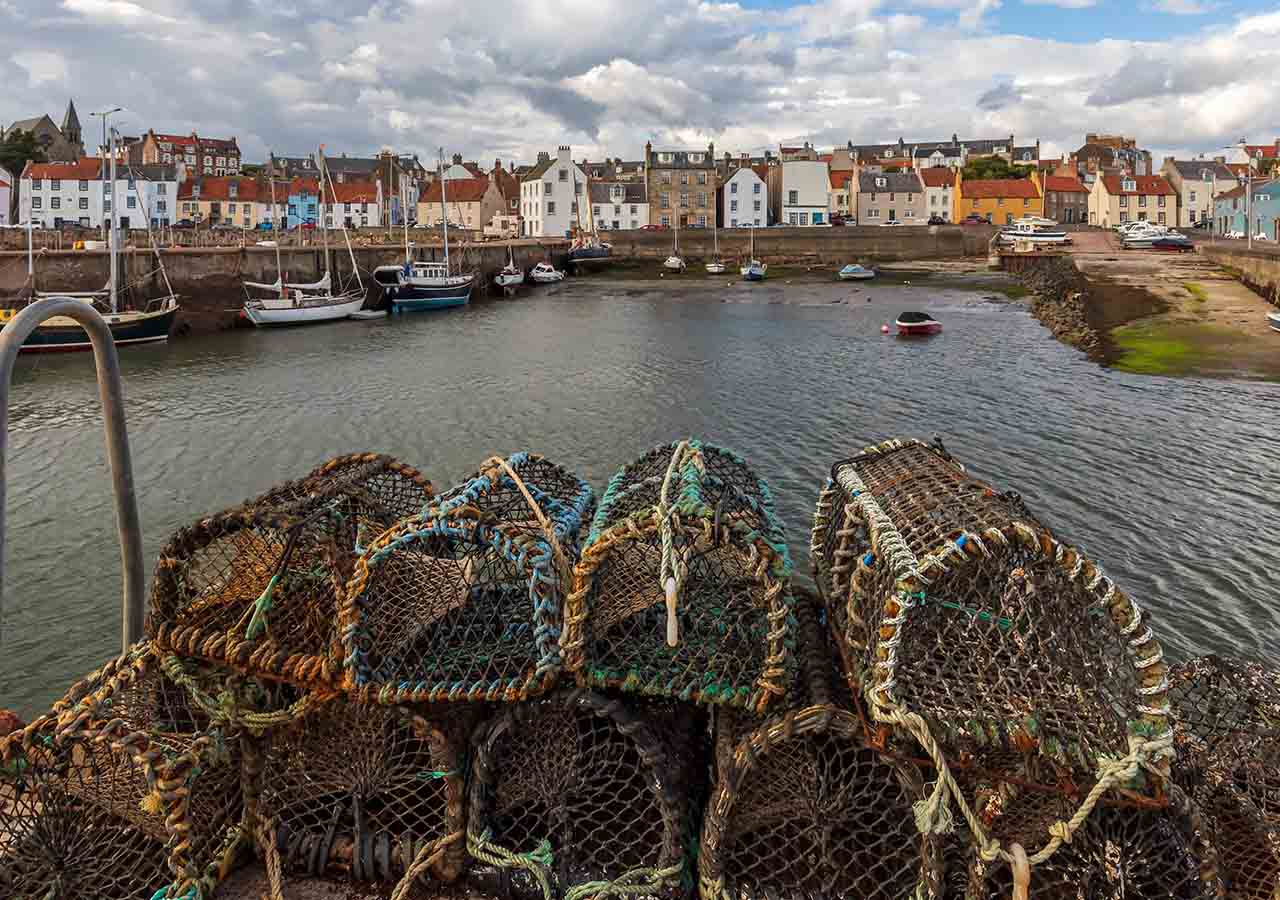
[914,145,962,159]
[857,171,924,193]
[1167,159,1235,181]
[5,115,54,135]
[1100,175,1175,196]
[588,181,647,203]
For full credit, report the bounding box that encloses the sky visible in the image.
[1,0,1278,169]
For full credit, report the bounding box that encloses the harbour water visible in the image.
[2,274,1278,716]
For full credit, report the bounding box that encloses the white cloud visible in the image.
[12,50,68,87]
[958,0,1002,29]
[1146,0,1212,12]
[1023,0,1095,8]
[61,0,178,25]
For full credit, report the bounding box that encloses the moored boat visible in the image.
[495,245,525,288]
[1151,234,1193,252]
[384,150,474,314]
[664,217,685,271]
[531,262,565,283]
[706,219,725,273]
[895,311,941,336]
[838,264,876,281]
[740,226,766,281]
[1268,311,1280,333]
[998,219,1071,245]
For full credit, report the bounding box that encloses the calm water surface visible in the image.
[3,275,1278,715]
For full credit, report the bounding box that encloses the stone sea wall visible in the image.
[1198,243,1280,307]
[1010,255,1102,360]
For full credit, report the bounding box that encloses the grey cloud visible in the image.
[1086,54,1232,106]
[977,80,1020,111]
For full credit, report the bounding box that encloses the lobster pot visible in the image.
[1,646,245,900]
[468,689,704,900]
[250,696,474,885]
[149,453,433,687]
[566,440,796,713]
[1170,656,1280,899]
[700,590,942,900]
[340,453,595,704]
[950,784,1220,899]
[813,439,1171,792]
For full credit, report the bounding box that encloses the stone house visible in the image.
[918,168,953,222]
[142,131,240,176]
[644,142,717,228]
[954,171,1043,224]
[1160,158,1237,228]
[1088,174,1176,228]
[855,170,925,224]
[2,100,84,162]
[589,181,648,231]
[520,146,588,237]
[419,175,501,231]
[1042,175,1089,224]
[1073,134,1152,182]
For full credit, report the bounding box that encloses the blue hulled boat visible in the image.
[373,261,473,312]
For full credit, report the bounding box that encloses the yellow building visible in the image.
[953,170,1043,224]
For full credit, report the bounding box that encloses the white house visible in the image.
[20,158,179,229]
[918,168,953,222]
[520,146,587,238]
[781,160,829,225]
[723,166,767,228]
[589,181,648,230]
[0,165,11,226]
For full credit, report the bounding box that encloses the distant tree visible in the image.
[0,129,46,183]
[962,156,1033,180]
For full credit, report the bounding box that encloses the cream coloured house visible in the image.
[418,175,503,230]
[1088,174,1176,228]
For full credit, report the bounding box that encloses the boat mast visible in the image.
[125,157,175,302]
[438,149,450,275]
[401,173,410,264]
[269,176,283,298]
[322,149,363,295]
[318,146,331,280]
[108,128,119,313]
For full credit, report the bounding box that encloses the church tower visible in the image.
[61,99,83,156]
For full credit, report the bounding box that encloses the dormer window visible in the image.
[1122,179,1136,192]
[876,177,887,188]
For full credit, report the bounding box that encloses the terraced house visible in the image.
[855,170,925,223]
[1160,158,1237,228]
[140,130,241,175]
[954,172,1043,224]
[644,142,717,228]
[1088,174,1175,228]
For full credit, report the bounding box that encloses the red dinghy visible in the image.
[895,311,942,336]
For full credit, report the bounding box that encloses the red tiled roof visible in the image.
[153,132,238,152]
[1043,175,1088,193]
[1100,175,1174,196]
[25,157,103,180]
[329,181,379,203]
[818,153,833,163]
[421,176,491,203]
[918,168,954,188]
[961,178,1040,199]
[752,164,769,183]
[289,177,321,195]
[830,172,855,190]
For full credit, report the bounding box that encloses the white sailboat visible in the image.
[664,217,686,271]
[740,226,766,281]
[495,244,524,288]
[531,261,565,283]
[705,218,725,274]
[243,149,366,326]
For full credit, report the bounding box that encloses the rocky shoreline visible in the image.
[1014,256,1104,360]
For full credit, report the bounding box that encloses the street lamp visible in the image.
[90,107,124,239]
[1239,138,1254,250]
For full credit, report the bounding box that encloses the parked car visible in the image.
[928,215,947,225]
[830,214,849,227]
[961,214,988,225]
[640,224,667,231]
[879,220,905,227]
[1193,220,1212,230]
[172,219,195,229]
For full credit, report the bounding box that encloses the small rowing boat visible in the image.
[895,311,941,336]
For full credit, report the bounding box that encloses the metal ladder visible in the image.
[0,297,144,652]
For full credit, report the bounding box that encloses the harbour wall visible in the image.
[1198,243,1280,307]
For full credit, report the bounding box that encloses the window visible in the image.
[679,174,688,186]
[543,182,552,195]
[788,190,798,205]
[157,200,166,211]
[1157,196,1165,208]
[754,218,761,226]
[1138,196,1146,208]
[575,183,582,195]
[630,205,637,214]
[696,215,706,227]
[660,193,670,209]
[1158,212,1166,224]
[753,200,761,212]
[1189,190,1197,203]
[127,196,137,209]
[51,179,62,190]
[1189,210,1197,223]
[156,183,166,194]
[127,177,135,190]
[930,195,936,206]
[1024,199,1030,207]
[660,215,670,226]
[558,169,568,182]
[680,192,688,207]
[79,197,88,209]
[697,172,706,185]
[229,203,236,213]
[788,213,798,224]
[731,218,738,228]
[31,178,41,189]
[344,203,351,212]
[867,208,879,218]
[216,157,225,167]
[660,172,671,184]
[1138,212,1147,221]
[997,198,1004,206]
[31,197,41,209]
[888,208,895,221]
[1122,179,1136,192]
[1119,212,1128,222]
[613,205,620,215]
[730,200,738,212]
[325,216,333,227]
[50,197,60,209]
[753,183,760,194]
[80,217,90,227]
[659,153,672,163]
[1006,213,1013,224]
[78,180,88,191]
[731,182,738,194]
[630,220,638,228]
[695,192,706,208]
[875,177,886,188]
[361,216,369,226]
[1119,196,1127,208]
[547,201,556,214]
[593,205,601,217]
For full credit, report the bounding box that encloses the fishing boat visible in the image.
[495,245,524,288]
[895,311,942,336]
[706,219,725,274]
[531,262,565,283]
[243,150,366,326]
[837,264,876,281]
[373,151,473,313]
[997,219,1070,245]
[1,131,178,352]
[664,218,686,271]
[1151,234,1193,252]
[740,226,766,281]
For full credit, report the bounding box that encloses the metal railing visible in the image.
[0,298,144,652]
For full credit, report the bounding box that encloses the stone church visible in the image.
[1,100,85,162]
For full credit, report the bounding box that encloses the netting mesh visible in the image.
[468,689,703,900]
[149,453,433,686]
[1,645,245,899]
[812,439,1170,778]
[340,453,595,704]
[251,695,473,885]
[566,440,796,713]
[1170,655,1280,899]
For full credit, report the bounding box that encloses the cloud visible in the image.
[1023,0,1095,7]
[977,79,1022,110]
[12,50,68,87]
[61,0,179,25]
[1146,0,1212,13]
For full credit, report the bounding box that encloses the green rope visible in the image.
[563,863,684,900]
[468,828,554,900]
[244,572,281,641]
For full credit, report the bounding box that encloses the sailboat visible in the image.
[1,128,179,351]
[740,226,767,281]
[705,218,725,274]
[495,244,524,289]
[373,150,474,312]
[243,151,366,326]
[567,170,611,266]
[664,217,686,271]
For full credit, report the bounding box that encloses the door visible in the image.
[119,216,130,229]
[679,214,688,228]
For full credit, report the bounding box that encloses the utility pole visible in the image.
[90,107,123,239]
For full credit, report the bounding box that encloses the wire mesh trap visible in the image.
[340,452,596,704]
[1,645,245,900]
[565,439,796,714]
[149,453,433,687]
[810,438,1173,873]
[248,695,474,887]
[1169,655,1280,900]
[700,593,942,900]
[467,688,704,900]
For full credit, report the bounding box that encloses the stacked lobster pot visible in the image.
[338,452,600,899]
[699,590,946,900]
[0,645,245,900]
[810,438,1211,896]
[1169,655,1280,899]
[545,439,796,900]
[145,452,461,896]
